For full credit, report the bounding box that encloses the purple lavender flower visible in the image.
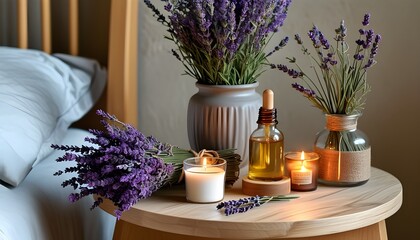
[363,29,374,49]
[304,88,316,97]
[272,63,302,77]
[52,110,175,219]
[270,63,288,73]
[275,13,380,115]
[267,0,292,33]
[224,2,240,55]
[363,58,374,69]
[279,36,289,47]
[144,0,292,85]
[362,13,370,26]
[334,20,347,41]
[375,34,382,43]
[369,34,381,58]
[355,39,364,46]
[217,195,298,216]
[320,52,337,68]
[288,69,303,78]
[308,26,321,48]
[291,83,316,97]
[144,0,168,25]
[164,3,172,12]
[318,32,330,49]
[277,64,289,73]
[266,36,289,57]
[354,53,364,60]
[307,26,330,50]
[292,82,305,92]
[369,47,378,59]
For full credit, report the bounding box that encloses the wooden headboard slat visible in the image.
[40,0,51,53]
[107,0,138,127]
[69,0,79,55]
[17,0,28,49]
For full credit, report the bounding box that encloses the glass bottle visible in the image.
[248,90,284,181]
[314,114,371,186]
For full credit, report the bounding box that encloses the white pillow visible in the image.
[0,47,106,187]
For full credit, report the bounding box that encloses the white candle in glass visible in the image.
[184,157,226,203]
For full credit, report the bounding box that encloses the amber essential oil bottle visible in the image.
[248,89,285,181]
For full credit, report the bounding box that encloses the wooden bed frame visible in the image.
[14,0,138,128]
[12,1,139,237]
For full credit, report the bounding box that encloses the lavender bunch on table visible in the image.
[274,13,381,115]
[52,110,175,219]
[144,0,292,85]
[217,195,299,216]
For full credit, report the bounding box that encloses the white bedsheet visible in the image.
[0,129,115,240]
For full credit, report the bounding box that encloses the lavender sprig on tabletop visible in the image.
[276,13,381,115]
[53,110,241,219]
[144,0,292,85]
[216,195,299,216]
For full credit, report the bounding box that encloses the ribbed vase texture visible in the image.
[187,83,261,166]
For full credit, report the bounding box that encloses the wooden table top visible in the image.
[100,167,402,239]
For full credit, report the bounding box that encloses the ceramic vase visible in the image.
[187,82,261,167]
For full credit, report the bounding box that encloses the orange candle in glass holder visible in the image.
[285,151,319,191]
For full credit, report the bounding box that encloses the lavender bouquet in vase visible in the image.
[274,14,381,186]
[144,0,292,166]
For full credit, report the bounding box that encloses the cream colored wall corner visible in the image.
[138,0,420,239]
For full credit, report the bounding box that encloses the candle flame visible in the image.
[300,151,305,160]
[203,158,207,166]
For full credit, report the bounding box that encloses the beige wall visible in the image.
[139,0,420,239]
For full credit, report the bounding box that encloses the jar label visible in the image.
[315,147,371,183]
[291,170,312,185]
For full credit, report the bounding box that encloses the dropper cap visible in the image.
[257,89,277,124]
[263,89,274,110]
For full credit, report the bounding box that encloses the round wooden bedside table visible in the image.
[100,167,402,240]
